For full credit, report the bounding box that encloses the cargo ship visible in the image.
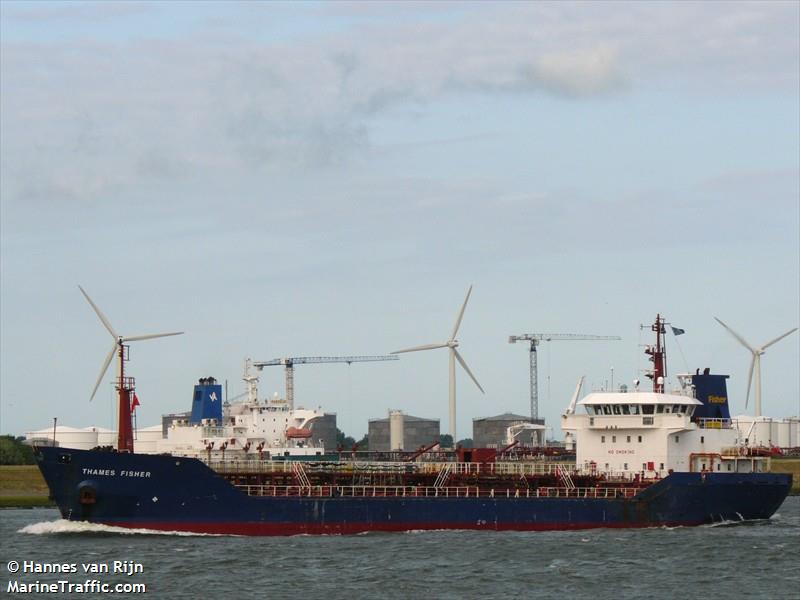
[34,315,792,534]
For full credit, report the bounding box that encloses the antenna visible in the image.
[79,285,183,452]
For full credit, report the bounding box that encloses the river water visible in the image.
[2,497,799,599]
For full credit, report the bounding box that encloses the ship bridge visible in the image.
[578,392,702,417]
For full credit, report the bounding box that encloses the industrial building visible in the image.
[368,412,440,451]
[308,412,338,451]
[473,413,546,447]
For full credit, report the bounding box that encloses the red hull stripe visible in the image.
[97,520,705,536]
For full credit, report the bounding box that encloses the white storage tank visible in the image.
[389,410,405,451]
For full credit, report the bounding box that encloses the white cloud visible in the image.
[1,1,797,205]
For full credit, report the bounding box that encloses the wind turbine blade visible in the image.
[391,342,448,354]
[90,342,117,402]
[449,285,473,341]
[761,327,798,350]
[124,331,184,342]
[714,317,756,353]
[79,285,118,339]
[744,355,755,409]
[453,348,484,393]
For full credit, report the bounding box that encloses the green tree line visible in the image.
[0,436,35,465]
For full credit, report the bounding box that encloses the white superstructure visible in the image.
[153,362,326,459]
[562,315,773,479]
[29,361,329,459]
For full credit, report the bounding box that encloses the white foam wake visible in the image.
[18,519,223,537]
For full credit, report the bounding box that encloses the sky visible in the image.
[1,1,798,442]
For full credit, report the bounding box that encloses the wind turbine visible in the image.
[714,317,797,417]
[79,285,183,451]
[392,285,484,443]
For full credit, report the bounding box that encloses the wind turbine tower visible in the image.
[714,317,797,417]
[392,285,484,443]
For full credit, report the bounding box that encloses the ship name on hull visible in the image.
[82,468,151,478]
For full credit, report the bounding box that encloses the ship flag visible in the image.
[131,393,141,412]
[671,326,685,336]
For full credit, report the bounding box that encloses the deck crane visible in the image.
[508,333,621,420]
[252,355,398,410]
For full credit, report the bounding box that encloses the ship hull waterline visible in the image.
[35,447,792,536]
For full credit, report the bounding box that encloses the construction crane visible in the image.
[252,355,399,410]
[508,333,621,420]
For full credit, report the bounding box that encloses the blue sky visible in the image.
[1,1,798,440]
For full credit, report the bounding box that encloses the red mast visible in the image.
[116,342,135,453]
[644,314,667,393]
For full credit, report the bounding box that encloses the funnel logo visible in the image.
[210,392,218,403]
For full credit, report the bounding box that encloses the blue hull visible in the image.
[35,447,792,535]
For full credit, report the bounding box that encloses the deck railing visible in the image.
[232,484,641,500]
[209,459,576,477]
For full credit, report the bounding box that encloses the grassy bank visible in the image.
[0,465,54,508]
[770,458,800,495]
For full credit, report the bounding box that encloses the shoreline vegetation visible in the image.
[0,465,53,508]
[2,459,798,509]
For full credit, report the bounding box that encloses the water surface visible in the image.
[2,497,798,599]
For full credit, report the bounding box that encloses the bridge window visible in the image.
[631,405,641,415]
[622,405,630,415]
[673,405,681,413]
[603,405,612,415]
[656,405,665,414]
[612,405,621,415]
[680,405,688,414]
[586,406,595,415]
[642,405,654,415]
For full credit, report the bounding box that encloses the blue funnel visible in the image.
[190,377,223,424]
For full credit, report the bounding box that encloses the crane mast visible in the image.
[508,333,621,420]
[253,355,398,410]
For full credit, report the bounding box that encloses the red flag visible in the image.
[131,394,141,413]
